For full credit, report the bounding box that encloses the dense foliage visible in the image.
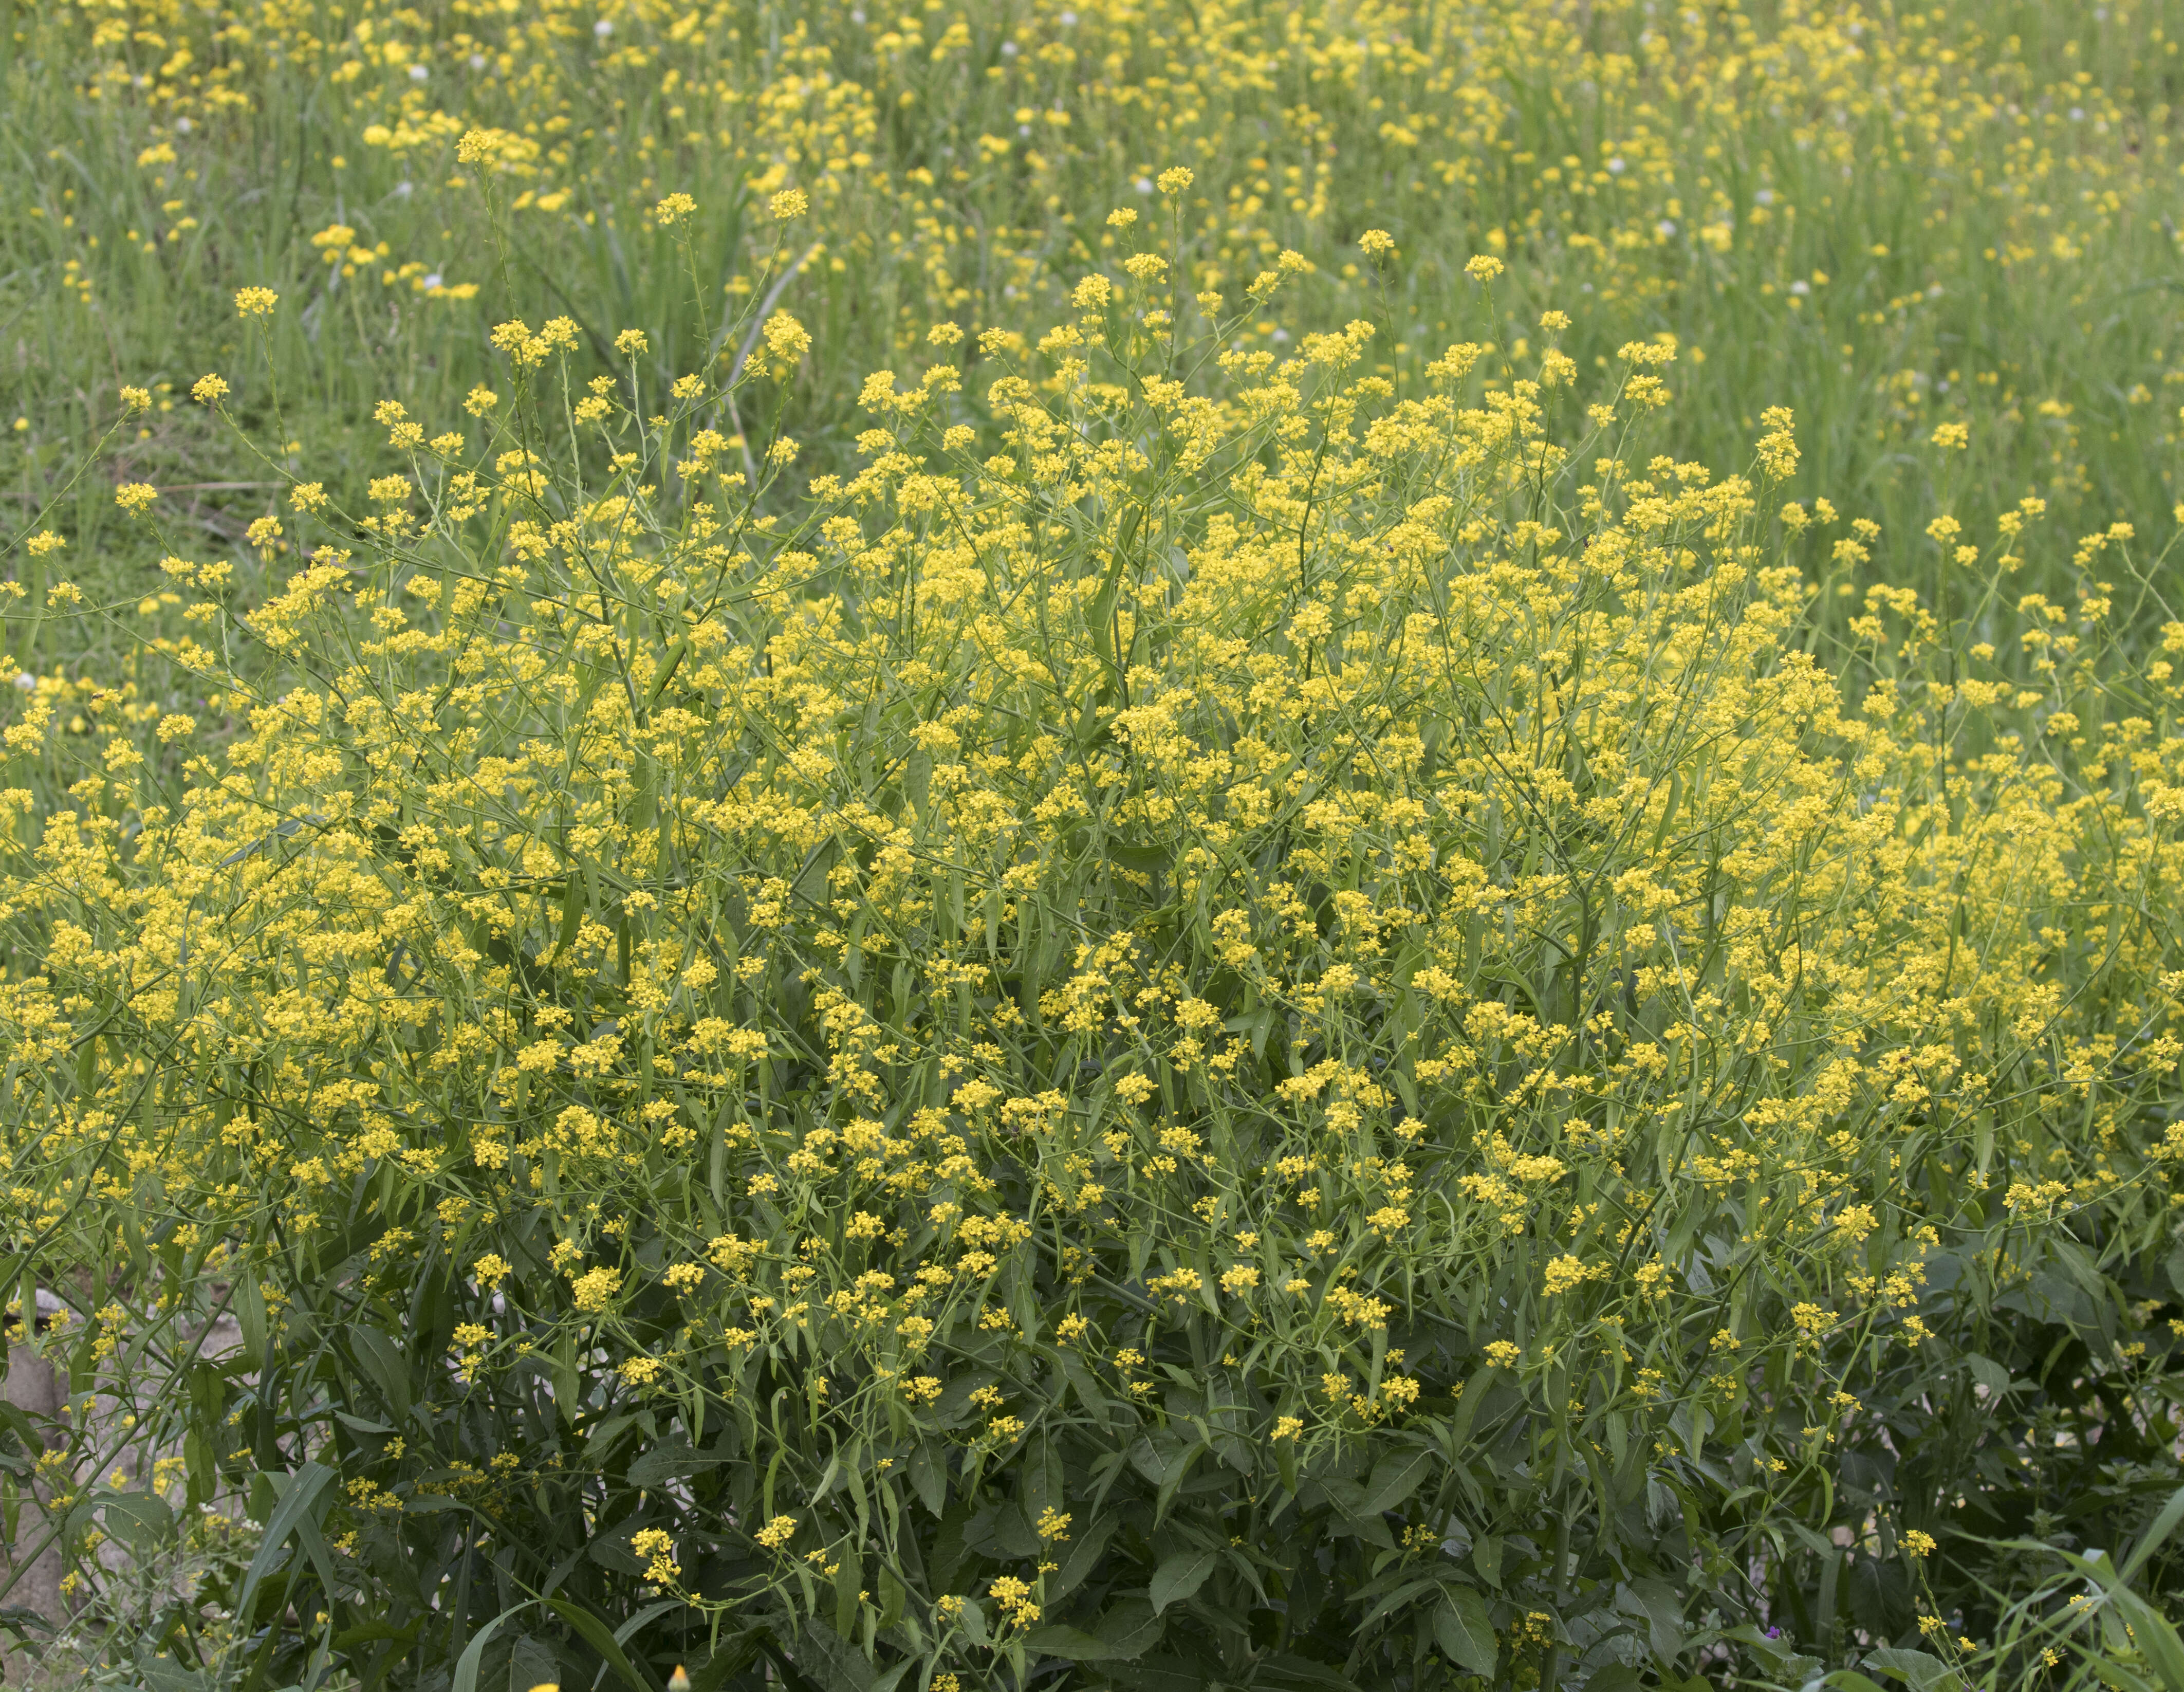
[4,175,2184,1691]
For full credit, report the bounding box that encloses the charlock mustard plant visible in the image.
[4,188,2184,1692]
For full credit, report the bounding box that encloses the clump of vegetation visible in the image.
[7,1,2184,1688]
[5,167,2184,1689]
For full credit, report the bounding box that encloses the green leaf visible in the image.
[330,1621,420,1653]
[615,1599,686,1647]
[1107,842,1170,875]
[1149,1546,1217,1614]
[0,1403,41,1477]
[643,637,690,709]
[1819,1665,1896,1692]
[1090,1597,1163,1658]
[687,1627,768,1691]
[451,1598,541,1692]
[2122,1484,2184,1582]
[906,1442,947,1516]
[546,1595,658,1692]
[1860,1647,1957,1692]
[1024,1625,1123,1662]
[1104,1659,1202,1692]
[1022,1433,1066,1528]
[1435,1587,1497,1676]
[1086,504,1143,674]
[1357,1574,1442,1634]
[134,1664,206,1692]
[235,1274,266,1359]
[1359,1446,1435,1516]
[553,868,587,962]
[1254,1652,1364,1690]
[98,1488,174,1553]
[1960,1352,2013,1399]
[235,1462,336,1624]
[1625,1576,1684,1664]
[2065,1550,2184,1692]
[627,1441,727,1488]
[1051,1512,1119,1601]
[508,1633,560,1692]
[833,1541,861,1636]
[345,1325,414,1421]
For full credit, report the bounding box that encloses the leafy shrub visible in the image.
[5,206,2184,1691]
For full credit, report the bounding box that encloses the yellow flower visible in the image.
[1542,1255,1598,1295]
[570,1266,621,1312]
[763,311,811,363]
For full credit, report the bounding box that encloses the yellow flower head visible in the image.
[763,311,812,363]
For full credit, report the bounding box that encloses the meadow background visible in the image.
[5,0,2184,1689]
[8,0,2184,635]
